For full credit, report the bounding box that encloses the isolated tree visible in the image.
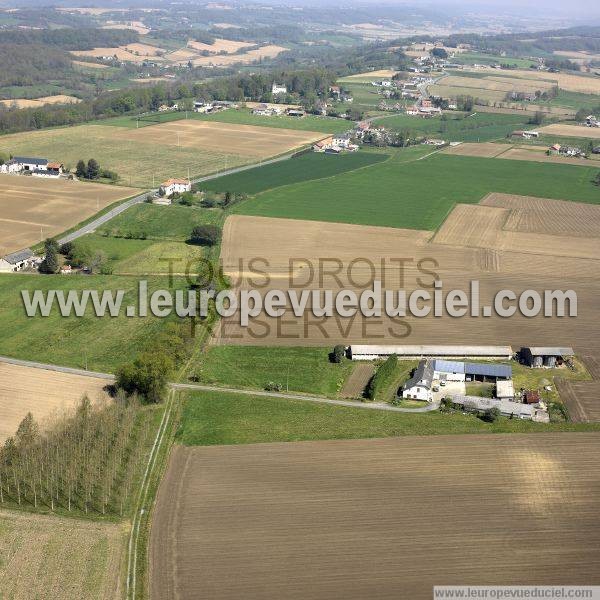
[332,345,346,363]
[40,238,59,273]
[594,172,600,187]
[86,158,100,180]
[190,224,221,246]
[482,407,501,423]
[75,159,87,178]
[116,352,174,403]
[431,47,448,59]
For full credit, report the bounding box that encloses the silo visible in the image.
[533,355,544,368]
[545,355,556,368]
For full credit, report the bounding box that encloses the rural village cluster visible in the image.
[0,5,599,598]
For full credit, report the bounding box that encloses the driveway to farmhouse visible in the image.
[0,354,440,414]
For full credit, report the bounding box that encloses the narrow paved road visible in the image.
[58,191,149,246]
[0,354,439,413]
[56,146,314,247]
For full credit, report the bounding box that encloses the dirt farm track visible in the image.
[0,175,138,255]
[151,434,600,600]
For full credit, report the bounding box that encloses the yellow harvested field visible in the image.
[71,46,160,63]
[428,84,507,102]
[443,142,508,158]
[216,212,600,389]
[0,95,81,109]
[461,66,600,94]
[343,69,399,80]
[122,42,164,56]
[0,363,111,442]
[440,75,553,93]
[101,21,150,35]
[482,192,600,238]
[0,174,138,254]
[187,38,252,54]
[151,434,600,600]
[72,60,109,69]
[433,202,599,260]
[444,142,598,167]
[0,509,124,600]
[497,146,596,167]
[163,48,198,62]
[191,44,286,67]
[538,123,600,139]
[553,50,600,62]
[111,120,324,158]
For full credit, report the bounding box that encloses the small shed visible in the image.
[521,347,574,368]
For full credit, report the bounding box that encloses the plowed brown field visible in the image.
[0,175,138,255]
[216,204,600,421]
[150,434,600,600]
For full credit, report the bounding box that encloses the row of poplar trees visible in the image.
[0,394,151,516]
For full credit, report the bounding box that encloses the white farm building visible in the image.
[159,178,191,198]
[350,345,513,361]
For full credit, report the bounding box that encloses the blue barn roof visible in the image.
[465,362,512,378]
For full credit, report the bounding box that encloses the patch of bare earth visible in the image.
[150,434,600,600]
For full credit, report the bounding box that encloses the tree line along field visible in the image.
[202,151,389,195]
[232,149,600,230]
[151,433,600,600]
[100,108,353,134]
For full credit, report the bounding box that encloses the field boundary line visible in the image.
[126,389,174,600]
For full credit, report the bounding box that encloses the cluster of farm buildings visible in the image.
[349,344,576,422]
[0,156,64,178]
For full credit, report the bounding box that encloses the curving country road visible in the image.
[0,354,439,413]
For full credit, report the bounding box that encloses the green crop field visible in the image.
[0,273,184,372]
[202,151,389,194]
[188,346,356,396]
[234,149,600,230]
[452,53,537,68]
[176,389,600,446]
[373,112,533,142]
[97,203,223,241]
[101,108,352,134]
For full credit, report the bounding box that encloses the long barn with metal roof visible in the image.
[350,345,513,361]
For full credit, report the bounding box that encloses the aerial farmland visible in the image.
[0,6,600,599]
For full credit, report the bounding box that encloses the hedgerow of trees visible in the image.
[366,354,398,401]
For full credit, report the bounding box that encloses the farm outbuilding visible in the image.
[350,345,513,361]
[520,346,574,368]
[450,395,535,420]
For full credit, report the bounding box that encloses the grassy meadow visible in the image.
[373,111,534,142]
[0,273,186,372]
[176,389,600,446]
[188,346,356,396]
[234,149,600,230]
